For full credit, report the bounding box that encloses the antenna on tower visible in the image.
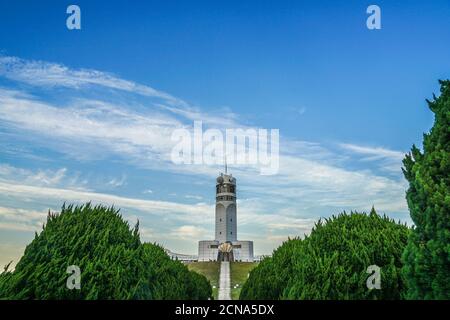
[224,154,228,174]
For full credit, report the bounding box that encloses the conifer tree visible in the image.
[401,80,450,299]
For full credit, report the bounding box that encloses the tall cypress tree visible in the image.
[402,80,450,299]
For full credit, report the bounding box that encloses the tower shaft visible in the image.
[215,173,237,242]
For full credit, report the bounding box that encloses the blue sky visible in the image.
[0,0,449,265]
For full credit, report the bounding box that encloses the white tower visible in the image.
[215,173,237,242]
[197,168,254,262]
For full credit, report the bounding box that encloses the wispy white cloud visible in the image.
[0,86,409,221]
[339,143,405,161]
[339,143,406,173]
[0,181,212,222]
[170,225,209,240]
[0,164,86,189]
[157,104,240,128]
[0,55,187,107]
[0,55,411,257]
[0,87,408,187]
[0,206,48,223]
[0,221,39,232]
[108,175,127,188]
[0,88,181,163]
[184,194,203,200]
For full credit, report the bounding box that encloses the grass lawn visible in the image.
[230,262,259,300]
[187,262,221,299]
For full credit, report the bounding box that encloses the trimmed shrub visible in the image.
[0,203,211,300]
[239,238,302,299]
[240,209,410,300]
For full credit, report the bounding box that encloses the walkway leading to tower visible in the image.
[218,261,231,300]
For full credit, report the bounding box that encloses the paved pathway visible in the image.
[218,261,231,300]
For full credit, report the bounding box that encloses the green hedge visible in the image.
[0,203,211,300]
[239,238,302,300]
[240,209,410,300]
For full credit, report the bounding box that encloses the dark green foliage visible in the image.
[240,210,409,300]
[239,238,302,300]
[141,243,212,300]
[0,267,14,300]
[401,80,450,300]
[0,203,211,300]
[186,270,214,300]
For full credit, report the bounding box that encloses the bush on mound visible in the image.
[239,238,302,300]
[141,243,212,300]
[240,209,410,300]
[0,203,211,300]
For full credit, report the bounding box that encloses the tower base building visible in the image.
[198,240,254,262]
